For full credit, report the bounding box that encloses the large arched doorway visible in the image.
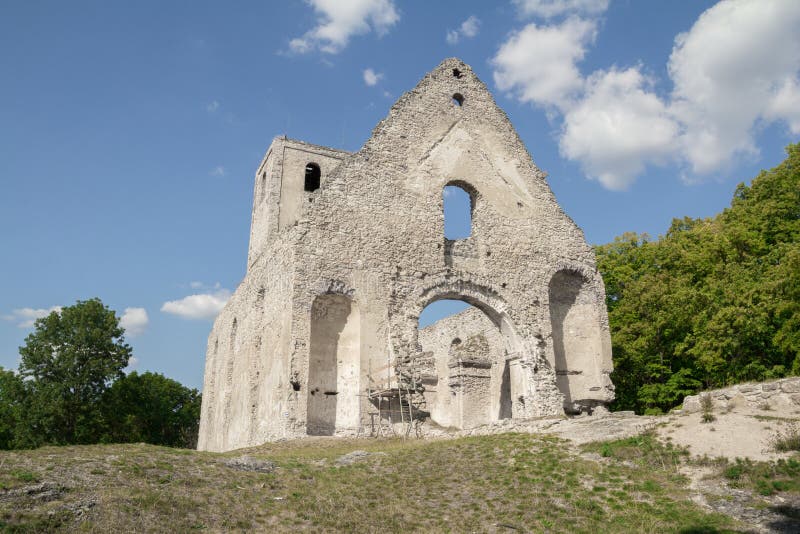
[414,294,525,429]
[307,294,360,435]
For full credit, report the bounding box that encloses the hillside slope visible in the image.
[1,432,736,533]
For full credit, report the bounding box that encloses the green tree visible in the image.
[17,298,131,446]
[101,372,202,448]
[597,144,800,413]
[0,368,25,449]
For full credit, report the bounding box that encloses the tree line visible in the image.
[0,299,201,449]
[597,144,800,414]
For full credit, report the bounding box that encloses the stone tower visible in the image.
[197,58,614,452]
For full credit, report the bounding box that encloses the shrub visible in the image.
[770,423,800,453]
[700,394,715,423]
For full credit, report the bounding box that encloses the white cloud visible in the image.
[1,306,62,328]
[206,100,219,113]
[187,281,222,291]
[126,356,140,371]
[514,0,609,19]
[363,68,383,86]
[290,0,400,55]
[120,307,149,337]
[765,78,800,134]
[446,15,480,45]
[668,0,800,174]
[493,0,800,190]
[210,166,226,177]
[161,289,231,320]
[560,67,679,190]
[492,18,597,110]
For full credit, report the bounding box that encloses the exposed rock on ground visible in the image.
[334,450,387,466]
[223,455,276,473]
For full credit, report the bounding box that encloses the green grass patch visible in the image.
[722,456,800,496]
[0,433,739,532]
[585,430,690,470]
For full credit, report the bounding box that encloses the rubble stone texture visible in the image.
[681,377,800,413]
[197,58,614,452]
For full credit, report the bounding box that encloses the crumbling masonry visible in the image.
[197,58,614,452]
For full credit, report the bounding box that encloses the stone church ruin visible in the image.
[197,58,614,452]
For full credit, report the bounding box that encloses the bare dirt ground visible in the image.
[535,406,800,533]
[657,407,800,462]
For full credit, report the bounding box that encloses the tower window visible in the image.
[304,162,321,192]
[452,93,464,107]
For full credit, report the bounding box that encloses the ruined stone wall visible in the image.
[682,378,800,413]
[289,58,611,419]
[198,237,297,451]
[247,137,348,268]
[198,58,614,451]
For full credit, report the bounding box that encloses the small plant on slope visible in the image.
[700,394,715,423]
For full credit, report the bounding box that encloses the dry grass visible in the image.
[1,433,737,532]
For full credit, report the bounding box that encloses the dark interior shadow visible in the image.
[767,504,800,532]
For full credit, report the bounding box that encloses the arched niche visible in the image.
[548,269,604,410]
[307,293,360,435]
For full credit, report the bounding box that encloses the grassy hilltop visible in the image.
[1,432,742,533]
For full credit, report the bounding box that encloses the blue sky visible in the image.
[2,0,798,389]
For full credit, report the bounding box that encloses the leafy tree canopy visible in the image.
[101,371,201,448]
[17,298,131,446]
[597,144,800,414]
[0,368,25,449]
[2,299,202,450]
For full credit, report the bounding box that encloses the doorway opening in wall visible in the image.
[443,185,472,239]
[307,294,360,435]
[417,299,515,429]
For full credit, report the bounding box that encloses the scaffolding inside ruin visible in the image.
[365,355,427,438]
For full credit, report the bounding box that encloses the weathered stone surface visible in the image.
[197,58,614,452]
[682,378,800,413]
[334,450,386,466]
[223,456,276,473]
[781,379,800,393]
[683,396,701,413]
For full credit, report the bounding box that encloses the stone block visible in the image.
[781,379,800,393]
[683,395,701,413]
[729,393,747,408]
